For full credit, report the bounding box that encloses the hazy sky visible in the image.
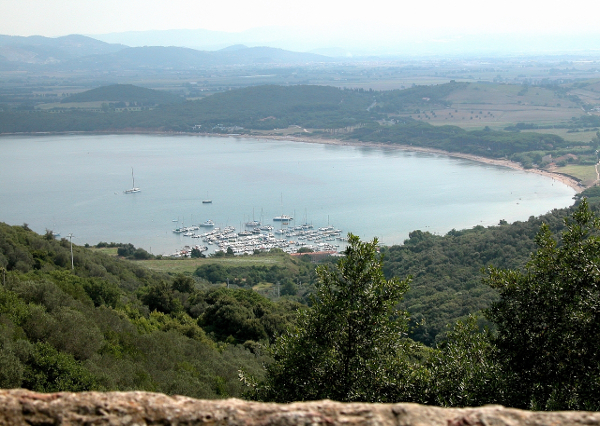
[1,0,598,38]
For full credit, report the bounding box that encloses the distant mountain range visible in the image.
[90,27,324,53]
[0,34,334,71]
[65,46,331,71]
[89,27,600,57]
[0,34,126,64]
[2,31,599,73]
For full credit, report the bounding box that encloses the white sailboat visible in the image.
[245,208,261,227]
[273,194,292,222]
[124,168,140,194]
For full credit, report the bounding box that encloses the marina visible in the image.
[170,222,346,257]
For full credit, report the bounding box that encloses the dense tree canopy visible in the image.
[486,199,600,410]
[61,84,182,105]
[251,234,417,402]
[244,200,600,409]
[5,196,600,408]
[381,207,572,345]
[0,223,282,397]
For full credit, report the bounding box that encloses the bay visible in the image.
[0,134,576,255]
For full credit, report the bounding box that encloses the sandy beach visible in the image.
[245,134,586,193]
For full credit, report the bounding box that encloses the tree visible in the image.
[141,281,183,314]
[280,280,297,296]
[22,342,98,392]
[250,234,413,402]
[190,247,204,258]
[172,274,195,293]
[424,315,501,407]
[485,199,600,410]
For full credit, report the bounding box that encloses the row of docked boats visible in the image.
[172,220,215,234]
[170,223,346,256]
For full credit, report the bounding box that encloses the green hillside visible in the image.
[61,84,182,105]
[351,121,572,162]
[1,83,459,132]
[5,83,591,171]
[0,222,301,395]
[383,207,573,345]
[173,84,375,130]
[249,198,600,409]
[2,190,599,404]
[381,188,600,346]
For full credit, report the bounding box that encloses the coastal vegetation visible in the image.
[2,81,598,183]
[249,235,414,403]
[0,223,290,396]
[2,190,600,409]
[484,199,600,409]
[247,199,600,410]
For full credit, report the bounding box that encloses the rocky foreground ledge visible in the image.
[1,389,600,426]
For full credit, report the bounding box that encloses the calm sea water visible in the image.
[0,134,576,255]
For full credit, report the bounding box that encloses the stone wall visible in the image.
[1,389,599,426]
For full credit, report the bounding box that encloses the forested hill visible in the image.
[0,34,126,65]
[351,121,570,162]
[61,84,183,105]
[170,84,376,130]
[0,83,461,133]
[383,207,574,345]
[2,191,599,400]
[0,222,302,395]
[3,189,599,392]
[383,187,600,345]
[1,82,577,164]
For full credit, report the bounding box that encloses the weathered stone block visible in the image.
[1,389,599,426]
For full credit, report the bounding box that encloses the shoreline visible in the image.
[237,133,586,193]
[2,129,586,192]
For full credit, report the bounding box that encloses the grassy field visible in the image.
[89,246,293,275]
[555,164,598,184]
[568,80,600,106]
[90,247,119,256]
[523,128,599,143]
[389,82,589,130]
[253,282,275,293]
[139,253,292,275]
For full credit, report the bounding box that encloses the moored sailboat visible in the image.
[124,168,140,194]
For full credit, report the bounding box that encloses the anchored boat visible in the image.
[124,168,140,194]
